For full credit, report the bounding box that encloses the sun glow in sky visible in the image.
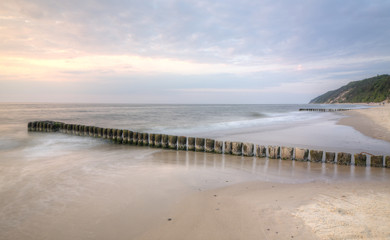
[1,0,390,103]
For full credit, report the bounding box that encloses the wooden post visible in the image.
[205,139,215,153]
[337,152,352,165]
[242,143,254,157]
[195,138,205,152]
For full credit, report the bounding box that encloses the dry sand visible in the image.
[138,180,390,240]
[339,105,390,142]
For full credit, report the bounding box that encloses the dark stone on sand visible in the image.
[309,150,323,162]
[177,136,187,150]
[242,143,254,157]
[168,135,177,149]
[187,137,195,151]
[215,141,223,154]
[205,139,215,153]
[195,138,205,152]
[337,152,352,165]
[232,142,243,156]
[268,146,280,159]
[224,141,232,154]
[371,155,384,168]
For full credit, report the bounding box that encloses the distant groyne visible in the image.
[299,108,351,112]
[27,120,390,168]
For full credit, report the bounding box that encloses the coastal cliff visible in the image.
[310,74,390,104]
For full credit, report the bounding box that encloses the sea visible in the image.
[1,103,390,239]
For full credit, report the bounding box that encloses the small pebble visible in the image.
[167,218,172,221]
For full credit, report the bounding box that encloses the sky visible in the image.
[0,0,389,104]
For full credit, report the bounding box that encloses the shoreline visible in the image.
[338,105,390,143]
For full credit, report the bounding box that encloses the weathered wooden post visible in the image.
[325,152,335,163]
[28,122,32,131]
[89,126,94,137]
[31,121,37,131]
[195,138,205,152]
[97,127,102,138]
[205,139,215,153]
[281,147,293,160]
[178,136,187,150]
[242,143,254,157]
[117,129,123,143]
[149,133,155,147]
[294,148,308,161]
[386,156,390,168]
[268,146,280,159]
[168,135,178,149]
[94,127,99,137]
[108,128,114,140]
[78,125,83,136]
[143,133,149,146]
[162,134,169,148]
[371,155,384,167]
[154,134,162,148]
[337,152,352,165]
[132,132,138,145]
[310,150,323,162]
[102,128,107,138]
[187,137,195,151]
[232,142,243,156]
[122,130,129,144]
[256,145,266,158]
[215,141,223,154]
[128,131,133,144]
[67,124,72,134]
[224,141,232,154]
[354,153,367,167]
[137,132,144,146]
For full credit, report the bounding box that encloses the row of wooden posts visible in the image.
[299,108,351,112]
[27,121,390,168]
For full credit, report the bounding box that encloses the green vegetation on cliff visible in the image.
[310,74,390,103]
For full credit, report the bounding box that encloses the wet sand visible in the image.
[1,139,390,240]
[339,105,390,142]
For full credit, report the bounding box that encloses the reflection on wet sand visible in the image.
[151,149,389,183]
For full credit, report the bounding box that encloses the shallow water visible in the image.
[0,103,389,239]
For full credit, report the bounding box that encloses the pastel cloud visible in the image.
[0,0,389,103]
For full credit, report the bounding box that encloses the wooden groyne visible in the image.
[299,108,351,112]
[27,121,390,168]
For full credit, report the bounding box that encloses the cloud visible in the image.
[0,0,390,103]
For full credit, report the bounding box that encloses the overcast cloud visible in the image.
[1,0,389,103]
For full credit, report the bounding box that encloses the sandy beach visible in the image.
[1,104,390,240]
[338,105,390,143]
